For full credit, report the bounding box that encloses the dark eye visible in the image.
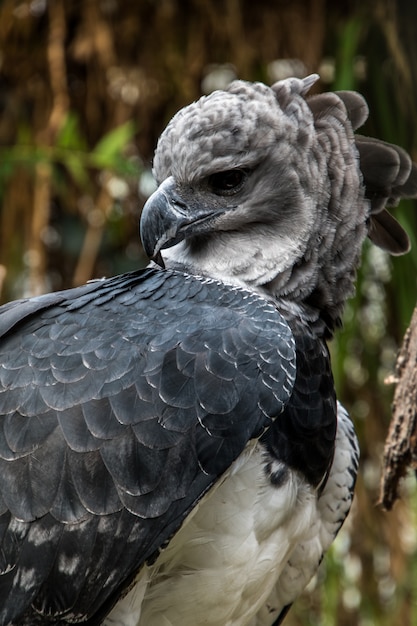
[208,169,246,195]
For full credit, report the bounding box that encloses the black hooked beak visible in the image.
[140,176,226,262]
[140,177,188,260]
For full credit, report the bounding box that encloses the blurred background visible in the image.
[1,1,417,624]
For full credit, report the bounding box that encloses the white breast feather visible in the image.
[105,405,357,626]
[106,444,315,626]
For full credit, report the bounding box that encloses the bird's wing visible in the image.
[260,314,337,490]
[0,266,296,624]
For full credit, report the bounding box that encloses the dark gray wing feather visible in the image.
[261,314,336,489]
[0,267,296,625]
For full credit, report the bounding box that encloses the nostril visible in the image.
[169,195,188,215]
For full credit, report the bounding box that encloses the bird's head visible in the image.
[141,75,416,330]
[141,76,325,284]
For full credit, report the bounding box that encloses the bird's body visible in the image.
[1,75,416,625]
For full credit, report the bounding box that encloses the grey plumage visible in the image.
[143,75,416,328]
[0,75,416,625]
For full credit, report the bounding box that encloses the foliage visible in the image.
[0,116,138,189]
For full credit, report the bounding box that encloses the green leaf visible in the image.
[56,112,87,151]
[108,153,142,177]
[91,121,136,169]
[333,17,363,91]
[0,146,49,168]
[16,123,34,145]
[61,153,89,187]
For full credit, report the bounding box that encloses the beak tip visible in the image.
[152,251,166,269]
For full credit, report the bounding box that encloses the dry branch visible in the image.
[380,304,417,509]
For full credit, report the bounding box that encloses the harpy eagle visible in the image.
[0,75,416,626]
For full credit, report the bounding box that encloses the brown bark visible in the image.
[380,304,417,509]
